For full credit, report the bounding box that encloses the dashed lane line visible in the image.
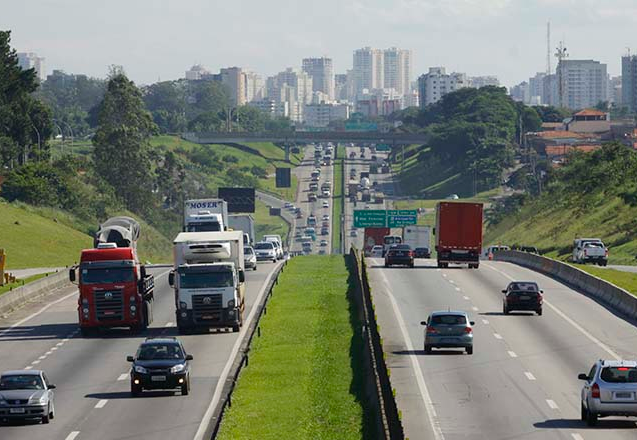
[524,372,536,381]
[571,434,584,440]
[546,399,559,409]
[482,319,489,325]
[494,333,503,340]
[65,431,80,440]
[95,399,108,409]
[508,351,518,358]
[118,373,129,381]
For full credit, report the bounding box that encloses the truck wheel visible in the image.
[178,325,191,335]
[80,327,95,338]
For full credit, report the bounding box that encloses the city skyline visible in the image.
[2,0,636,87]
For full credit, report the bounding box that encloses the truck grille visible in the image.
[193,294,223,322]
[94,289,124,321]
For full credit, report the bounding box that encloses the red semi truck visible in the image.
[435,202,483,269]
[364,227,390,256]
[70,217,154,335]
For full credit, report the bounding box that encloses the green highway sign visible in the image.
[376,144,391,151]
[345,122,378,132]
[354,209,417,228]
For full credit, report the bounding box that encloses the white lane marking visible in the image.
[494,333,503,340]
[571,434,584,440]
[442,273,447,277]
[62,338,70,343]
[51,347,58,351]
[56,342,64,346]
[95,399,108,409]
[448,280,455,284]
[454,287,461,292]
[482,319,489,325]
[508,351,518,358]
[165,322,174,327]
[376,271,445,440]
[45,351,53,355]
[546,399,559,409]
[38,355,46,360]
[472,306,479,312]
[462,296,470,300]
[485,263,622,361]
[65,432,80,440]
[525,372,536,381]
[0,290,77,337]
[24,366,33,370]
[193,262,286,440]
[436,269,441,272]
[117,373,128,381]
[31,360,40,365]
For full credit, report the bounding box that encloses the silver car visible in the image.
[243,246,257,271]
[579,359,637,426]
[421,311,474,355]
[0,370,56,424]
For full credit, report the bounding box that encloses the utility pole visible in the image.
[555,41,568,108]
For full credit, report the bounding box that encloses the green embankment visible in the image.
[253,200,290,244]
[0,273,49,295]
[216,255,372,440]
[569,264,637,296]
[332,146,345,252]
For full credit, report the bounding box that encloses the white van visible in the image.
[263,235,284,260]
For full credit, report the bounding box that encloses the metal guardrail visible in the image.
[184,131,430,145]
[350,247,404,439]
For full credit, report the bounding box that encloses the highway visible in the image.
[0,262,281,440]
[367,258,637,440]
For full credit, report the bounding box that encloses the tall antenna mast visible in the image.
[555,41,568,108]
[546,22,551,76]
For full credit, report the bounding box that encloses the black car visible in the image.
[414,247,431,258]
[127,337,193,396]
[502,281,543,315]
[385,244,414,268]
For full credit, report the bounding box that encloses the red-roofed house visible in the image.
[564,109,611,134]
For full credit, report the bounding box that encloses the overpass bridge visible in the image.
[183,131,429,145]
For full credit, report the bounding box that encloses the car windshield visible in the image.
[384,236,402,245]
[600,366,637,383]
[508,282,539,292]
[179,270,233,288]
[394,245,411,250]
[0,375,44,390]
[585,243,603,248]
[430,315,467,325]
[244,247,253,255]
[255,243,273,250]
[137,343,184,360]
[81,267,134,284]
[185,222,221,232]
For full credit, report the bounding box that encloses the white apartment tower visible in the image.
[353,47,384,95]
[383,48,412,96]
[220,67,247,107]
[418,67,469,107]
[302,57,335,101]
[17,52,46,81]
[556,59,608,109]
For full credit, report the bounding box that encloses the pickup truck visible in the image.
[573,238,608,266]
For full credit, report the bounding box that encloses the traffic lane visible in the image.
[446,262,637,435]
[0,265,273,440]
[65,262,279,440]
[367,260,571,440]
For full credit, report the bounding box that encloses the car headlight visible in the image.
[179,301,188,310]
[29,396,47,405]
[170,364,186,374]
[134,365,148,374]
[0,397,6,406]
[228,299,235,309]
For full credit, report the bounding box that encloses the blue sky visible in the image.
[2,0,635,86]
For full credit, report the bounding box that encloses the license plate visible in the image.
[151,376,166,382]
[519,296,530,300]
[441,338,456,343]
[615,392,633,399]
[10,408,25,414]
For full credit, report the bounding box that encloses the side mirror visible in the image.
[69,268,76,283]
[578,373,588,381]
[501,290,507,293]
[140,265,147,279]
[48,384,56,389]
[185,354,193,361]
[540,290,544,294]
[469,321,475,326]
[239,270,245,283]
[420,321,427,326]
[126,356,134,362]
[168,272,175,287]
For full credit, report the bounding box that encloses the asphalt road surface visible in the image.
[0,262,281,440]
[367,257,637,440]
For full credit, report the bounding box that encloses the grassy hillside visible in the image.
[485,144,637,265]
[253,200,290,244]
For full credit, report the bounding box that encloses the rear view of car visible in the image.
[579,360,637,426]
[502,281,543,315]
[385,244,414,268]
[244,246,257,271]
[421,312,474,354]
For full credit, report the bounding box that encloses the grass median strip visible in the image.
[571,264,637,296]
[332,148,344,252]
[216,255,374,440]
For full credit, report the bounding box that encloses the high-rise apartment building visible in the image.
[185,64,210,81]
[622,55,637,112]
[418,67,469,107]
[220,67,246,107]
[353,47,384,96]
[383,48,412,97]
[468,76,500,89]
[556,59,607,109]
[302,57,334,100]
[17,52,46,81]
[243,71,264,103]
[266,68,313,122]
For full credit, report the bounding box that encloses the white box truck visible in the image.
[228,214,255,246]
[184,198,229,232]
[169,231,245,333]
[404,225,431,258]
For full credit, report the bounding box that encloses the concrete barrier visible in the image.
[0,270,71,314]
[494,251,637,321]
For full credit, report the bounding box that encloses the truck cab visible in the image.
[383,235,403,256]
[185,211,224,232]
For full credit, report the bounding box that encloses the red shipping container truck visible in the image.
[364,227,390,256]
[435,202,483,269]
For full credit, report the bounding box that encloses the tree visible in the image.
[0,30,53,166]
[92,72,158,214]
[142,81,187,133]
[532,105,571,122]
